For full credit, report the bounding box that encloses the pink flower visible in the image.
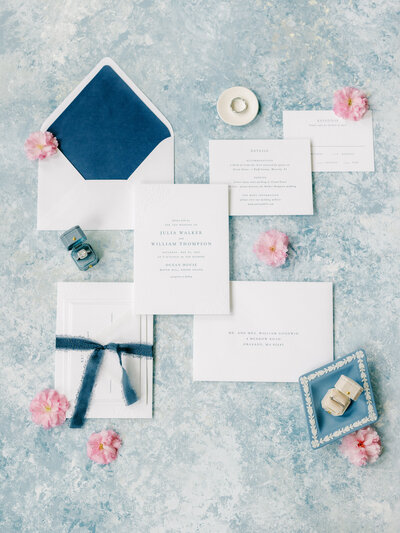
[29,389,69,429]
[87,430,122,464]
[339,426,382,466]
[24,131,58,160]
[253,229,289,267]
[333,87,369,121]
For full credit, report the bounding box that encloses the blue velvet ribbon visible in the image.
[56,336,153,428]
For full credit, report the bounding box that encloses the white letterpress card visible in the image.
[283,110,374,172]
[55,282,153,418]
[209,139,313,215]
[134,184,230,315]
[193,281,333,382]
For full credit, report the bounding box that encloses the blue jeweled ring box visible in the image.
[299,350,378,449]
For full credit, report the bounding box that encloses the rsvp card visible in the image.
[209,139,313,216]
[283,110,374,172]
[193,281,333,382]
[55,282,153,419]
[134,184,230,315]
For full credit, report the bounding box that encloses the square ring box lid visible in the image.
[60,225,87,250]
[299,349,378,449]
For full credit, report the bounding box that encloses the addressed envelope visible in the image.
[37,58,174,230]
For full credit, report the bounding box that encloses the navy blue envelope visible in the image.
[37,58,174,230]
[299,350,378,449]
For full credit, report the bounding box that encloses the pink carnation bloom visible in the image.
[339,426,382,466]
[333,87,369,121]
[87,430,122,465]
[253,229,289,267]
[29,389,69,429]
[25,131,58,160]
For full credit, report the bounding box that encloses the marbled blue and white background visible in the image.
[1,1,399,531]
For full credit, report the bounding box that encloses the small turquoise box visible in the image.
[60,225,99,271]
[299,350,378,449]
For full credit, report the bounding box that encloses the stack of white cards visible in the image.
[55,283,153,419]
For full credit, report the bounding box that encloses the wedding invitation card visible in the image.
[133,184,230,315]
[193,281,333,382]
[55,282,153,418]
[209,139,313,215]
[283,110,374,172]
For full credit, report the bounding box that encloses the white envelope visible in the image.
[37,57,174,230]
[193,281,333,382]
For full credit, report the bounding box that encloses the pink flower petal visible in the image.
[333,87,369,121]
[254,229,289,267]
[24,131,58,161]
[87,430,122,464]
[339,426,382,466]
[29,388,69,429]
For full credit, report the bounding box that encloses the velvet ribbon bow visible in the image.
[56,336,153,428]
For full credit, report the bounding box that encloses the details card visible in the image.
[209,139,313,216]
[193,281,333,382]
[133,184,230,315]
[283,110,374,172]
